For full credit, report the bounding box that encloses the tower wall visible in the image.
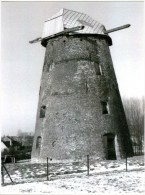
[31,34,133,162]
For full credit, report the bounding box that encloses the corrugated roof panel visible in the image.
[42,8,105,38]
[63,8,105,34]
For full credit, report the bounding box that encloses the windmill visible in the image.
[30,9,133,163]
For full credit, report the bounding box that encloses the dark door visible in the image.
[103,133,116,160]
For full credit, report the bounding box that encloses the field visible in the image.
[1,156,144,194]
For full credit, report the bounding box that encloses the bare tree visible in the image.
[122,97,144,155]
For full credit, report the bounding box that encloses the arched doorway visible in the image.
[36,136,41,149]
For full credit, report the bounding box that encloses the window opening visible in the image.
[40,106,46,118]
[39,86,41,95]
[36,136,41,149]
[85,81,88,93]
[101,101,109,114]
[49,63,53,71]
[99,65,102,75]
[94,63,102,75]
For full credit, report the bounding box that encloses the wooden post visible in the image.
[1,164,4,185]
[47,157,49,181]
[126,153,127,172]
[3,164,13,183]
[87,155,90,176]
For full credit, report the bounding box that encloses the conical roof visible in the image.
[42,8,106,38]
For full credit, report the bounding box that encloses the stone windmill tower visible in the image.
[30,9,133,162]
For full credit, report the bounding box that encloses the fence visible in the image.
[1,154,144,186]
[132,145,144,156]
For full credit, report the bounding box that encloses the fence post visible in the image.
[87,155,90,176]
[47,157,49,181]
[3,163,13,183]
[125,153,127,172]
[1,164,4,185]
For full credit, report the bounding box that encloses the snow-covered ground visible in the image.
[1,156,144,194]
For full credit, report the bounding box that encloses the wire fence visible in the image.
[1,154,144,186]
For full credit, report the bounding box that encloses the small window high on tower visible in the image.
[40,106,46,118]
[94,63,102,75]
[101,101,109,114]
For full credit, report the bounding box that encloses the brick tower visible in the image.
[31,9,133,162]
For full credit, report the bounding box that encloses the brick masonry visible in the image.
[31,34,133,163]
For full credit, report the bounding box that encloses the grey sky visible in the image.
[1,1,144,136]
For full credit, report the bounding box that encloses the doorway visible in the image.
[103,133,116,160]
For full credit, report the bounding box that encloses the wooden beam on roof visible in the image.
[105,24,131,34]
[29,25,84,44]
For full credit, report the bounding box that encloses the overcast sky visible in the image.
[1,1,144,136]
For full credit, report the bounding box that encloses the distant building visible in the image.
[1,135,34,161]
[1,141,9,153]
[2,136,22,151]
[1,140,15,163]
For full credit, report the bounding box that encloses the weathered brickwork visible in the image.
[31,34,133,163]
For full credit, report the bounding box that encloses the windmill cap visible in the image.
[42,8,106,38]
